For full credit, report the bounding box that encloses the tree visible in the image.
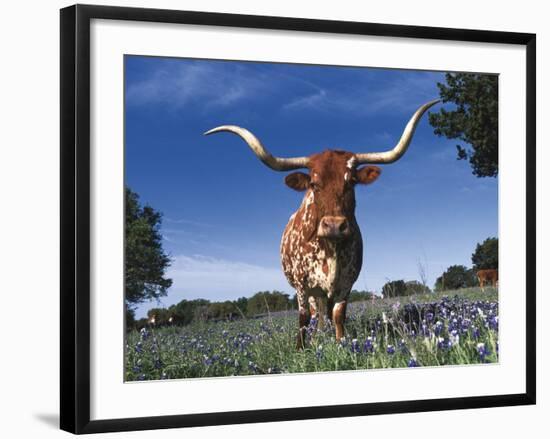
[472,237,499,270]
[207,301,240,320]
[233,296,249,317]
[348,289,376,302]
[246,291,292,316]
[147,307,171,325]
[125,305,136,330]
[125,187,172,309]
[168,299,210,326]
[405,280,431,296]
[381,280,430,298]
[429,73,498,177]
[381,280,407,298]
[435,265,477,291]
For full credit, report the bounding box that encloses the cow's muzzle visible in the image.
[317,216,350,240]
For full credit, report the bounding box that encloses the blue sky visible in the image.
[125,56,498,318]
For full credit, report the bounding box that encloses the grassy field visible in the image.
[125,287,498,381]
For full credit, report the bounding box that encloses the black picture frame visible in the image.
[60,4,536,434]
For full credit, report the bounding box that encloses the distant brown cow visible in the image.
[205,99,438,348]
[477,269,498,290]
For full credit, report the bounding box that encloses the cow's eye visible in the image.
[310,182,320,191]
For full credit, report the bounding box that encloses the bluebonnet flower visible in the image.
[434,321,443,336]
[307,317,318,337]
[386,345,395,355]
[315,347,323,361]
[363,336,374,353]
[476,307,486,320]
[408,358,419,367]
[477,342,489,361]
[351,339,360,353]
[425,312,434,322]
[140,327,149,341]
[450,329,460,346]
[154,359,162,369]
[448,318,458,332]
[437,337,452,350]
[461,318,471,333]
[135,342,143,354]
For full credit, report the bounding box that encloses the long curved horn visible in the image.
[204,125,309,171]
[355,99,440,164]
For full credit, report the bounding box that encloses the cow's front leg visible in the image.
[316,297,327,330]
[326,296,334,324]
[333,300,347,341]
[296,293,310,350]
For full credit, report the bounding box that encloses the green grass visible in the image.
[125,287,498,381]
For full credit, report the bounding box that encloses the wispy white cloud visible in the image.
[166,254,290,300]
[164,217,215,228]
[136,253,291,317]
[127,59,443,118]
[283,89,327,110]
[126,62,266,110]
[282,72,443,115]
[366,73,443,113]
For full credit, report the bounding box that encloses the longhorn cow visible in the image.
[477,269,498,290]
[205,99,438,348]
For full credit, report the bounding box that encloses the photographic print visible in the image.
[123,56,499,382]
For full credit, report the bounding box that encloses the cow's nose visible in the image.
[318,216,350,239]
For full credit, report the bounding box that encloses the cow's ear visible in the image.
[285,172,311,191]
[356,166,381,185]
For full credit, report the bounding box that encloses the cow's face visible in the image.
[285,150,381,240]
